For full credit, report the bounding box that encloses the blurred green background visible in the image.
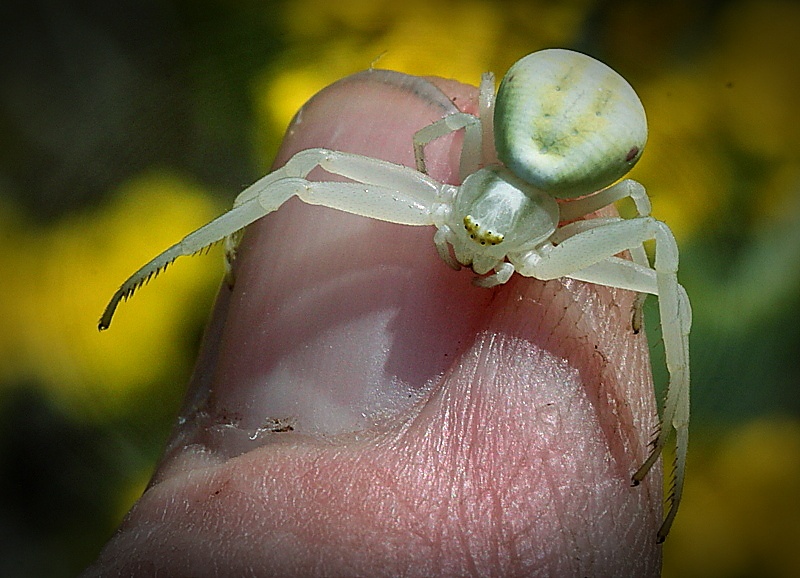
[1,0,799,575]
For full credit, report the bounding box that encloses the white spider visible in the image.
[99,48,691,542]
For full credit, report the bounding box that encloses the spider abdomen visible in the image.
[494,48,647,199]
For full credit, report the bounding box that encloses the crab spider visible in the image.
[99,49,691,542]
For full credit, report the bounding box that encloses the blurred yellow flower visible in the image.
[0,172,223,418]
[713,0,800,161]
[630,68,730,241]
[252,0,594,167]
[664,418,800,577]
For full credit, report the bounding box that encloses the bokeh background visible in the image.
[1,0,799,575]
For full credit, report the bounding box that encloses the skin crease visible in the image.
[84,70,662,576]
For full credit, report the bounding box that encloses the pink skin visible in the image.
[84,71,662,576]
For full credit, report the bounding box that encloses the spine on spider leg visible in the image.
[98,236,230,331]
[631,419,664,485]
[98,196,270,331]
[98,243,187,331]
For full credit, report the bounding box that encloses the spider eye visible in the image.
[464,215,504,246]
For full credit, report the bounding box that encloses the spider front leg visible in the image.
[514,216,691,541]
[413,112,480,179]
[99,149,445,330]
[413,72,497,180]
[98,183,299,330]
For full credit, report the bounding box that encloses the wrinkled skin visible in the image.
[84,71,662,577]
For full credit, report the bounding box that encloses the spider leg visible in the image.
[100,149,446,330]
[562,246,690,542]
[559,179,651,268]
[412,70,497,181]
[559,179,654,331]
[273,149,446,223]
[233,149,441,208]
[477,71,498,168]
[559,179,650,220]
[514,216,691,541]
[413,112,481,179]
[433,225,461,270]
[636,280,690,542]
[98,187,297,330]
[472,261,515,287]
[564,256,657,294]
